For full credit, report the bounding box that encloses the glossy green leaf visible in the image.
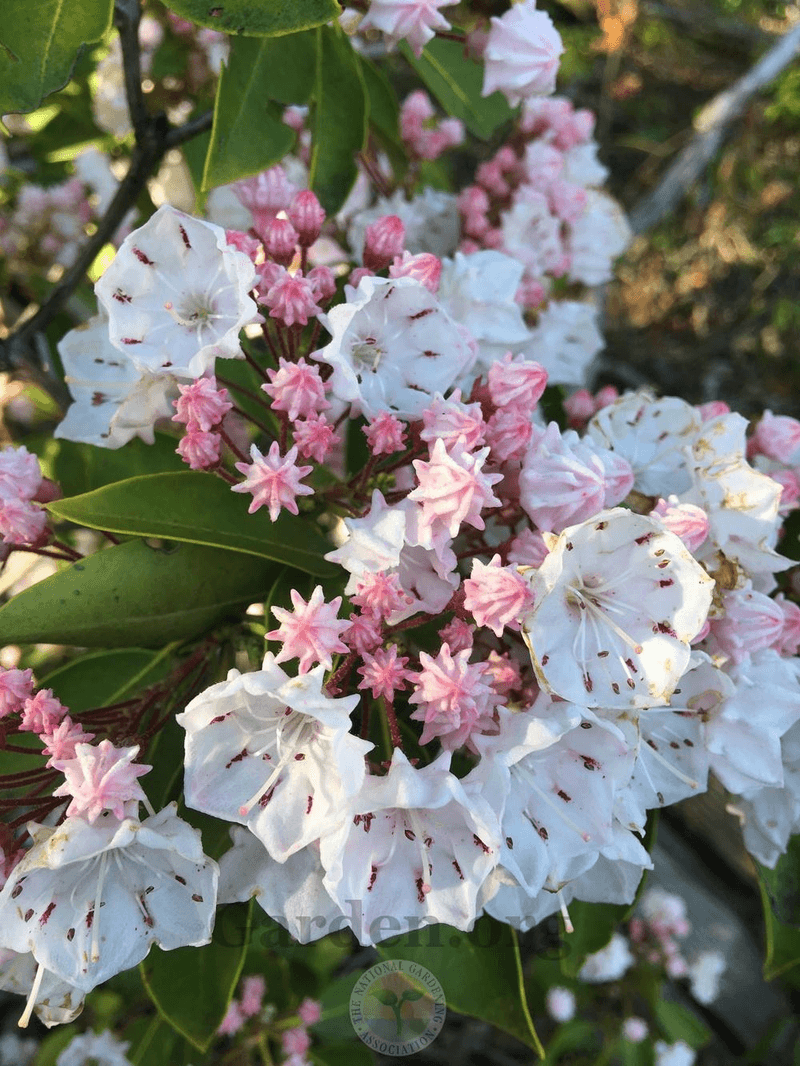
[654,1001,712,1050]
[125,1014,195,1066]
[41,648,173,712]
[28,433,186,499]
[400,37,514,140]
[140,902,251,1052]
[758,835,800,927]
[161,0,340,36]
[759,878,800,981]
[0,0,113,115]
[47,471,337,577]
[0,539,277,648]
[309,25,368,213]
[201,32,317,189]
[376,916,544,1055]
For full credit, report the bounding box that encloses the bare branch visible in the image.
[629,21,800,234]
[114,0,150,141]
[165,109,213,149]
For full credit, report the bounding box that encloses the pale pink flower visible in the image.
[410,644,501,750]
[0,498,47,545]
[357,645,413,701]
[709,586,785,665]
[775,594,800,656]
[361,0,456,57]
[364,412,406,455]
[482,0,564,105]
[420,393,486,453]
[172,376,232,432]
[267,586,349,673]
[485,407,534,462]
[349,266,374,288]
[549,179,588,224]
[483,650,522,695]
[438,617,474,654]
[0,446,42,501]
[564,388,597,428]
[288,190,326,247]
[0,667,33,718]
[400,90,464,159]
[282,1027,312,1057]
[177,428,221,469]
[623,1017,648,1043]
[52,740,151,822]
[363,215,405,271]
[749,409,800,464]
[233,166,297,234]
[19,689,66,734]
[225,229,261,259]
[233,443,314,521]
[476,159,510,196]
[297,998,321,1026]
[522,141,563,191]
[40,715,95,767]
[263,358,330,422]
[264,270,322,327]
[344,612,383,655]
[546,986,576,1022]
[217,999,245,1036]
[389,250,442,292]
[410,440,502,548]
[651,497,709,554]
[507,527,550,567]
[292,415,337,463]
[352,571,411,620]
[696,399,730,421]
[464,554,534,636]
[262,216,299,265]
[519,423,607,532]
[771,468,800,514]
[240,974,266,1018]
[307,265,336,302]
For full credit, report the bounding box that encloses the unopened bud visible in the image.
[363,215,405,271]
[262,217,299,265]
[288,191,326,247]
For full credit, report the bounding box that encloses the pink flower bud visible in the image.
[389,251,442,293]
[226,229,262,260]
[749,410,800,464]
[651,497,709,554]
[564,388,597,428]
[307,265,336,302]
[177,429,222,470]
[697,400,730,421]
[363,215,405,271]
[262,216,299,265]
[288,190,326,247]
[364,412,406,456]
[349,266,374,287]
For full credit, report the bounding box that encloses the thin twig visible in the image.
[629,21,800,234]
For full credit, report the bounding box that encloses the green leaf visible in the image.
[202,32,317,189]
[759,877,800,981]
[161,0,340,36]
[376,917,544,1055]
[654,1001,712,1050]
[41,648,173,712]
[309,25,368,213]
[140,902,251,1052]
[310,1044,374,1066]
[0,0,113,115]
[125,1014,195,1066]
[47,471,337,577]
[758,835,800,927]
[0,539,278,648]
[28,433,186,498]
[400,37,514,140]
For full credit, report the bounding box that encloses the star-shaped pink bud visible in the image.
[52,740,151,822]
[357,645,413,702]
[409,439,502,548]
[267,586,350,673]
[233,442,314,521]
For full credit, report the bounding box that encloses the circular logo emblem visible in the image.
[349,959,446,1056]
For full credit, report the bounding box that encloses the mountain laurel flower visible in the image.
[410,440,503,548]
[360,0,456,57]
[357,645,413,701]
[287,190,326,247]
[19,690,66,734]
[749,409,800,464]
[176,428,222,470]
[264,270,322,327]
[263,358,329,422]
[172,376,232,432]
[651,497,709,554]
[267,586,350,673]
[410,644,501,751]
[233,166,297,235]
[261,216,299,266]
[352,571,412,621]
[0,499,47,546]
[389,250,442,292]
[239,974,267,1018]
[623,1017,649,1043]
[40,716,96,767]
[52,741,151,823]
[0,446,42,502]
[487,353,548,412]
[297,998,322,1026]
[0,667,34,719]
[420,392,486,453]
[292,415,337,464]
[233,442,313,521]
[486,407,535,463]
[95,205,258,379]
[464,555,534,636]
[344,612,383,655]
[363,215,406,272]
[545,986,576,1023]
[307,265,337,302]
[363,411,407,456]
[482,0,564,105]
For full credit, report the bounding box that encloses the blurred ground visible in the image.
[553,0,800,414]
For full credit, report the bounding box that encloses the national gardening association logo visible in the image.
[349,959,447,1056]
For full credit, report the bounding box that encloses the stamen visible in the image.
[559,892,574,934]
[18,961,45,1028]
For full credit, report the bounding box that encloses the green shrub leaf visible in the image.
[160,0,340,37]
